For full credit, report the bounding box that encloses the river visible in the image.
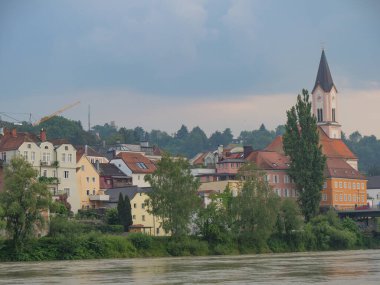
[0,249,379,284]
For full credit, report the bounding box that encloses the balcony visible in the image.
[51,188,69,196]
[89,194,110,201]
[39,176,60,184]
[40,161,50,166]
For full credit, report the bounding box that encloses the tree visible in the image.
[117,193,132,231]
[234,163,280,249]
[0,157,51,252]
[145,154,201,238]
[283,89,326,222]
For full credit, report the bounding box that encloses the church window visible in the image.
[332,108,336,122]
[317,108,323,122]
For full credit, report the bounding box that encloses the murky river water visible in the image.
[0,249,379,284]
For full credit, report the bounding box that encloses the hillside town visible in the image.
[0,50,378,237]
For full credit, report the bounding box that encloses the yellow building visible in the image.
[105,187,168,236]
[76,153,109,210]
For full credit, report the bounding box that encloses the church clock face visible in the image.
[317,95,322,102]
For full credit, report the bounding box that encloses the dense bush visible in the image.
[128,233,153,250]
[166,238,209,256]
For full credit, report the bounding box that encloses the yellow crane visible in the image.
[32,101,80,126]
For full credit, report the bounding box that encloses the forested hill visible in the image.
[4,116,380,175]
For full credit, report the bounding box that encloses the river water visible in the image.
[0,249,379,284]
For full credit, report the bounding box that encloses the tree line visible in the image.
[4,108,380,174]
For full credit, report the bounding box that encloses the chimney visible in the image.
[85,144,88,155]
[96,160,100,172]
[11,128,17,138]
[40,128,46,142]
[243,145,253,159]
[217,145,223,158]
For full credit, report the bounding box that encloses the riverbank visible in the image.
[1,232,379,262]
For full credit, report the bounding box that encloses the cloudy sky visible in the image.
[0,0,379,137]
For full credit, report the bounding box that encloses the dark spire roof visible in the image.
[312,49,336,93]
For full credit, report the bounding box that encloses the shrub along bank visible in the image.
[0,212,379,262]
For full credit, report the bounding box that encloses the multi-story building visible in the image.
[0,129,78,208]
[76,152,108,211]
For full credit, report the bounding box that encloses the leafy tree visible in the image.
[283,89,326,222]
[145,154,201,238]
[0,157,51,252]
[117,193,132,231]
[209,128,233,149]
[234,163,280,249]
[276,198,302,238]
[195,187,235,245]
[105,208,120,225]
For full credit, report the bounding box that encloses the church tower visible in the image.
[311,50,341,139]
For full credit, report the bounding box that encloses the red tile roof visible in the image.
[193,152,208,165]
[265,127,356,160]
[245,150,290,170]
[0,132,39,151]
[117,152,157,174]
[325,158,365,180]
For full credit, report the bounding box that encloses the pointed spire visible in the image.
[312,49,335,93]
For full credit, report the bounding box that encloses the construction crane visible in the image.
[32,101,80,126]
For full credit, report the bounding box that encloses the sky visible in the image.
[0,0,379,137]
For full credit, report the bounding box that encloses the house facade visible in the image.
[110,152,156,187]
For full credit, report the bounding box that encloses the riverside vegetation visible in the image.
[0,156,379,262]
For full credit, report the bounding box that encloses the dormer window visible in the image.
[27,144,31,149]
[136,162,148,169]
[65,146,68,150]
[44,146,48,149]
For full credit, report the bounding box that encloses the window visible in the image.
[65,146,68,151]
[284,175,290,184]
[64,188,70,196]
[44,146,48,149]
[156,228,160,235]
[361,183,364,190]
[142,215,145,221]
[1,152,6,162]
[68,153,72,162]
[334,181,338,188]
[348,195,351,202]
[133,215,136,220]
[106,179,111,185]
[353,183,356,190]
[317,108,323,122]
[141,203,145,209]
[138,175,140,180]
[134,203,137,208]
[81,165,85,171]
[93,190,95,195]
[335,194,338,201]
[64,171,69,178]
[86,177,89,182]
[86,190,90,195]
[322,193,327,201]
[273,175,279,184]
[31,151,35,161]
[344,194,347,201]
[344,182,347,189]
[23,151,28,160]
[361,195,364,202]
[340,194,343,201]
[136,162,148,169]
[43,170,47,177]
[92,177,95,182]
[46,153,50,162]
[323,182,327,189]
[339,182,343,188]
[27,144,31,149]
[62,153,66,162]
[332,108,336,122]
[265,175,270,182]
[348,182,351,189]
[353,195,357,202]
[357,183,360,189]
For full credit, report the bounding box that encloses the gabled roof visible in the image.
[192,152,208,165]
[324,158,365,180]
[105,186,152,202]
[116,152,157,174]
[50,139,70,146]
[0,132,39,151]
[245,150,290,170]
[265,128,356,160]
[76,145,107,158]
[96,163,129,177]
[312,49,336,93]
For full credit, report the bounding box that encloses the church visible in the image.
[265,50,367,210]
